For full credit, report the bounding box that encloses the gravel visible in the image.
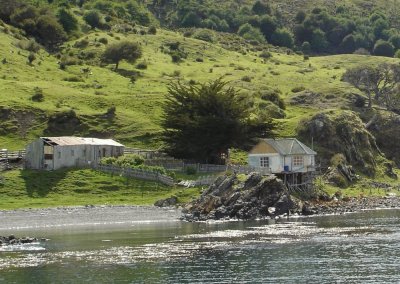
[0,205,181,232]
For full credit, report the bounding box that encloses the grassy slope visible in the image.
[1,27,397,149]
[0,169,201,210]
[0,23,399,209]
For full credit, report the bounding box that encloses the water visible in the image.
[1,209,400,283]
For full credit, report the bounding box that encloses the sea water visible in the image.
[1,209,400,283]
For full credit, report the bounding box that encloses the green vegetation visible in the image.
[0,0,399,209]
[0,168,201,210]
[162,79,275,163]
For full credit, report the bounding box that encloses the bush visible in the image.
[148,26,157,35]
[63,76,83,82]
[98,37,108,44]
[193,29,215,43]
[291,86,305,93]
[354,95,366,107]
[373,40,395,57]
[136,61,148,69]
[73,38,89,48]
[259,50,272,59]
[84,10,102,29]
[27,52,36,64]
[32,87,44,102]
[16,39,40,52]
[241,76,252,82]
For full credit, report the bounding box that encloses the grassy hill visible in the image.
[0,23,396,150]
[0,2,399,209]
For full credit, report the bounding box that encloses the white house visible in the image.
[25,137,124,170]
[248,138,316,174]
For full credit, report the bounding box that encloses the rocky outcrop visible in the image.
[298,111,380,176]
[371,114,400,168]
[154,196,178,207]
[0,235,40,246]
[181,173,301,221]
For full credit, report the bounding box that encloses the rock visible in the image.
[182,173,300,221]
[154,196,178,207]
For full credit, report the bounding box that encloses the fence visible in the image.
[124,148,165,159]
[0,150,26,160]
[94,164,174,186]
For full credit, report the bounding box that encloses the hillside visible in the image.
[0,0,399,209]
[0,23,396,149]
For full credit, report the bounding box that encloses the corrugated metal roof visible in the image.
[41,137,124,147]
[264,138,316,155]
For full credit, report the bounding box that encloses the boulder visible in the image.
[182,173,300,221]
[154,196,178,207]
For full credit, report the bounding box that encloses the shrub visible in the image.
[27,52,36,65]
[106,106,116,117]
[148,26,157,35]
[32,87,44,102]
[16,39,40,52]
[84,10,102,29]
[241,76,252,82]
[136,61,147,69]
[353,48,370,55]
[354,95,366,107]
[195,57,204,62]
[259,50,272,59]
[193,29,215,43]
[74,38,89,48]
[291,86,305,93]
[98,37,108,44]
[373,40,395,57]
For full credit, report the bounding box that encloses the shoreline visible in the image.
[1,196,400,232]
[0,205,182,232]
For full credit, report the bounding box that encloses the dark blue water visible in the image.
[1,209,400,283]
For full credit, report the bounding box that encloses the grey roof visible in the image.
[264,138,316,155]
[41,137,124,147]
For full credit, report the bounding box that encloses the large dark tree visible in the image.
[102,41,142,70]
[161,79,275,163]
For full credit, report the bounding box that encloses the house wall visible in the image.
[25,139,44,170]
[248,153,282,172]
[249,154,315,173]
[26,139,124,170]
[52,145,124,170]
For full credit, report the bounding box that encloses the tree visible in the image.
[271,28,294,48]
[311,29,328,52]
[84,10,102,29]
[259,15,277,42]
[161,79,275,163]
[35,15,67,48]
[339,34,356,54]
[342,63,400,109]
[57,8,79,34]
[238,23,265,43]
[373,40,395,57]
[252,1,271,15]
[102,41,142,70]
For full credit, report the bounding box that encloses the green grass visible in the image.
[0,169,201,210]
[1,25,398,150]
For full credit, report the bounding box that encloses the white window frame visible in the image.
[260,156,270,168]
[293,156,304,167]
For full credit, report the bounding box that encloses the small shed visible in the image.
[25,137,124,170]
[248,138,316,174]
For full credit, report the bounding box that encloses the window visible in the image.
[260,157,269,168]
[71,150,75,157]
[293,156,303,167]
[44,154,53,160]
